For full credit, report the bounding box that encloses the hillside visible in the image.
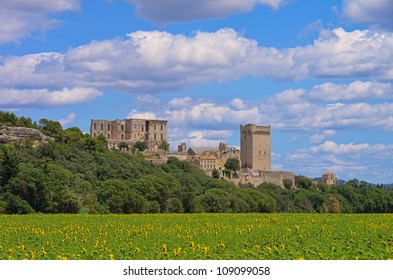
[1,111,393,214]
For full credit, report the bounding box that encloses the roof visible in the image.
[187,147,219,156]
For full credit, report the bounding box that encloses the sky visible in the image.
[0,0,393,184]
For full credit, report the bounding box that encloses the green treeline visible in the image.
[1,111,393,214]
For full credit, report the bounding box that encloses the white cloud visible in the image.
[187,130,231,147]
[0,87,102,107]
[167,97,192,109]
[1,28,393,99]
[309,130,336,144]
[343,0,393,28]
[0,0,80,44]
[309,141,370,154]
[230,98,248,110]
[166,102,261,127]
[127,110,157,120]
[129,0,286,23]
[59,113,77,126]
[308,81,393,102]
[285,140,393,182]
[261,81,393,131]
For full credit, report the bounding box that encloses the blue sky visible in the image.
[0,0,393,183]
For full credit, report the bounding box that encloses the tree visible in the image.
[118,142,129,151]
[0,146,18,187]
[211,168,220,179]
[283,179,293,190]
[224,158,240,174]
[296,176,314,190]
[159,140,170,151]
[201,188,230,213]
[133,141,148,151]
[39,118,63,137]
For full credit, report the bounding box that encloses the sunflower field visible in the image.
[1,213,393,260]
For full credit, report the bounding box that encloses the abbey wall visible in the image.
[90,118,167,150]
[90,117,294,188]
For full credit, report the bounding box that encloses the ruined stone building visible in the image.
[322,172,337,185]
[187,142,240,173]
[90,118,167,150]
[240,124,271,171]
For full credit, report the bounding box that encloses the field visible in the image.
[1,213,392,260]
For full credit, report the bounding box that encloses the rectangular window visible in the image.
[100,124,103,130]
[107,124,110,130]
[121,125,124,132]
[94,123,96,130]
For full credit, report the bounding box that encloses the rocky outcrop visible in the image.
[0,126,51,144]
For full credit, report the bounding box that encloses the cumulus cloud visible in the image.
[129,0,286,23]
[343,0,393,29]
[127,110,157,120]
[309,130,336,144]
[2,28,393,96]
[261,81,393,131]
[0,87,102,107]
[0,0,80,44]
[59,113,77,126]
[2,28,393,108]
[308,81,393,102]
[285,140,393,182]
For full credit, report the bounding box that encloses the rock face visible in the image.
[0,126,51,144]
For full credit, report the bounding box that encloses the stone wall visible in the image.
[231,170,295,188]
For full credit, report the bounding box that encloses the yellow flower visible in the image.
[173,248,182,256]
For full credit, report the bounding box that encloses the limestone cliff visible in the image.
[0,126,51,144]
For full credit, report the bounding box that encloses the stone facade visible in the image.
[240,124,271,171]
[187,142,240,175]
[322,172,337,185]
[90,118,167,150]
[232,170,295,188]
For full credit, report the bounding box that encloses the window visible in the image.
[154,125,157,130]
[154,134,157,140]
[161,125,163,130]
[121,134,124,140]
[100,124,103,130]
[121,125,124,132]
[107,124,110,130]
[160,134,163,140]
[93,123,96,130]
[107,134,110,139]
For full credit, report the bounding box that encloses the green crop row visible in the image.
[1,214,392,260]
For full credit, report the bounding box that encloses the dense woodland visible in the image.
[1,111,393,214]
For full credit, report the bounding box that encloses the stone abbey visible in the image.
[90,118,295,187]
[90,118,168,151]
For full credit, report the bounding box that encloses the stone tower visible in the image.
[322,172,337,185]
[240,124,271,171]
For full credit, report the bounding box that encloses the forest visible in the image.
[1,111,393,214]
